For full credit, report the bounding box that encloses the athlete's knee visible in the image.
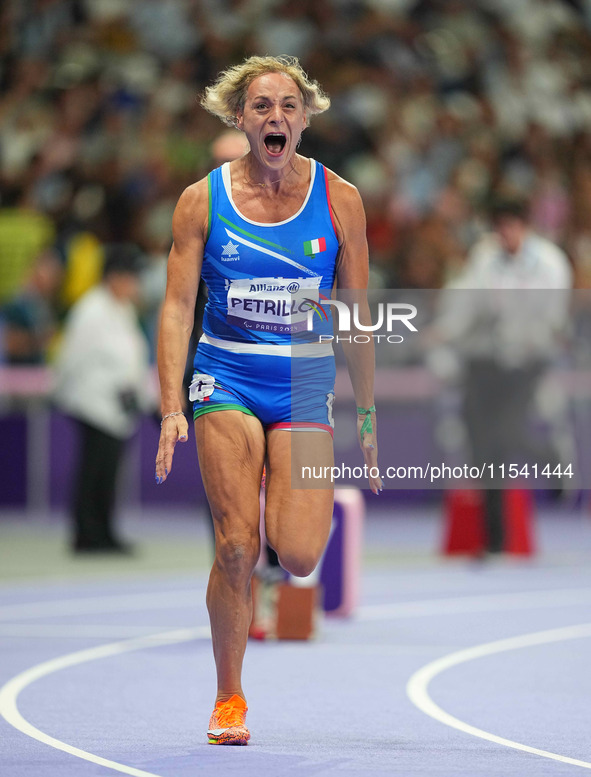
[214,532,260,582]
[276,547,321,578]
[266,527,324,577]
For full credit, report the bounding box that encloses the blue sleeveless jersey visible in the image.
[201,158,338,348]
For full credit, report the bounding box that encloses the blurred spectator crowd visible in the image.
[1,0,591,366]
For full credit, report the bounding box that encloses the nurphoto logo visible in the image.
[304,296,418,344]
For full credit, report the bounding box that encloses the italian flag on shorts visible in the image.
[303,237,326,257]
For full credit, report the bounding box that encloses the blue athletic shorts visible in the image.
[191,341,336,435]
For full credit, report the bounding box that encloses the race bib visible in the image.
[226,277,322,334]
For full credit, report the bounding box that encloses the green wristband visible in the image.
[357,406,375,441]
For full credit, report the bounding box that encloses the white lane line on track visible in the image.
[2,585,591,625]
[3,587,591,774]
[406,623,591,770]
[0,590,205,621]
[0,624,206,639]
[0,627,211,777]
[358,588,591,621]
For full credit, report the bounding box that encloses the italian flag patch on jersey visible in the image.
[303,237,326,257]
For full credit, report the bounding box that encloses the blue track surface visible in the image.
[1,505,591,777]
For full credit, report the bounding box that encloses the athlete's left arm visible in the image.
[329,173,383,495]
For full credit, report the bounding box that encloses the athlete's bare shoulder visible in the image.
[175,176,209,216]
[172,176,209,243]
[324,165,358,194]
[322,165,366,243]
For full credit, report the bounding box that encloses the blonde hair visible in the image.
[201,55,330,128]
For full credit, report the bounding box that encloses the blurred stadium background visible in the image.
[2,0,591,573]
[4,6,591,776]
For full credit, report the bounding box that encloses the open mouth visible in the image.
[264,133,287,154]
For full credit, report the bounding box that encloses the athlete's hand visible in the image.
[155,413,189,484]
[357,408,383,495]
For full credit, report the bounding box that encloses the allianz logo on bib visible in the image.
[221,240,240,261]
[247,281,301,293]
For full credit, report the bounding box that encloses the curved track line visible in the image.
[4,587,591,773]
[406,623,591,770]
[0,626,210,777]
[0,589,206,621]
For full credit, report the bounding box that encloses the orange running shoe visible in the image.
[207,694,250,745]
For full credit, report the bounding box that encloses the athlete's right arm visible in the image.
[155,179,209,483]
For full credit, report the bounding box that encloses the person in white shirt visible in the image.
[435,198,573,552]
[54,244,152,553]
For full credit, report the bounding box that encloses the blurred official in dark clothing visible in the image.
[434,199,572,552]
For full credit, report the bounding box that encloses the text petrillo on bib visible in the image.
[226,276,322,334]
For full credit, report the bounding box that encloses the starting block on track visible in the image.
[250,487,365,640]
